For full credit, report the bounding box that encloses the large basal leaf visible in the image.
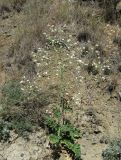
[60,123,81,140]
[61,139,81,159]
[49,134,60,144]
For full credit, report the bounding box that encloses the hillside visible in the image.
[0,0,121,160]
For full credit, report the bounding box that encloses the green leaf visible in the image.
[54,108,62,118]
[49,134,60,144]
[44,116,59,132]
[60,123,81,140]
[72,143,81,159]
[61,140,81,159]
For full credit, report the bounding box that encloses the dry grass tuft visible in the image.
[0,0,26,14]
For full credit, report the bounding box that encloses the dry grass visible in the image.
[8,0,75,78]
[2,0,120,81]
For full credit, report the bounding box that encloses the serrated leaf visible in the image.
[49,134,60,144]
[61,140,81,159]
[60,123,81,140]
[44,116,59,132]
[71,143,81,158]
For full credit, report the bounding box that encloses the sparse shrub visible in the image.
[99,0,120,22]
[118,64,121,72]
[0,0,26,14]
[103,67,112,75]
[46,36,69,50]
[0,4,11,15]
[107,80,117,94]
[76,0,119,23]
[0,79,59,140]
[113,36,121,48]
[2,81,24,106]
[12,115,33,137]
[102,139,121,160]
[0,120,11,142]
[12,0,26,12]
[86,62,99,75]
[81,46,89,57]
[0,80,34,139]
[50,1,72,23]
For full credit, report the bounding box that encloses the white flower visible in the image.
[63,24,67,28]
[69,35,72,38]
[67,39,71,43]
[95,44,99,47]
[33,59,37,62]
[70,56,74,59]
[82,47,85,50]
[79,79,83,82]
[44,71,48,75]
[32,54,36,57]
[65,92,69,95]
[51,29,55,33]
[71,50,76,54]
[95,50,99,54]
[95,65,98,68]
[74,42,78,45]
[77,60,84,64]
[84,63,88,66]
[102,77,105,80]
[43,32,46,35]
[20,80,24,84]
[37,63,41,67]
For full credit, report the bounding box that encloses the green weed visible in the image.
[44,66,81,160]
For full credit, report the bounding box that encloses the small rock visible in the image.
[92,136,99,145]
[20,153,24,157]
[94,127,102,134]
[85,108,96,116]
[100,136,109,144]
